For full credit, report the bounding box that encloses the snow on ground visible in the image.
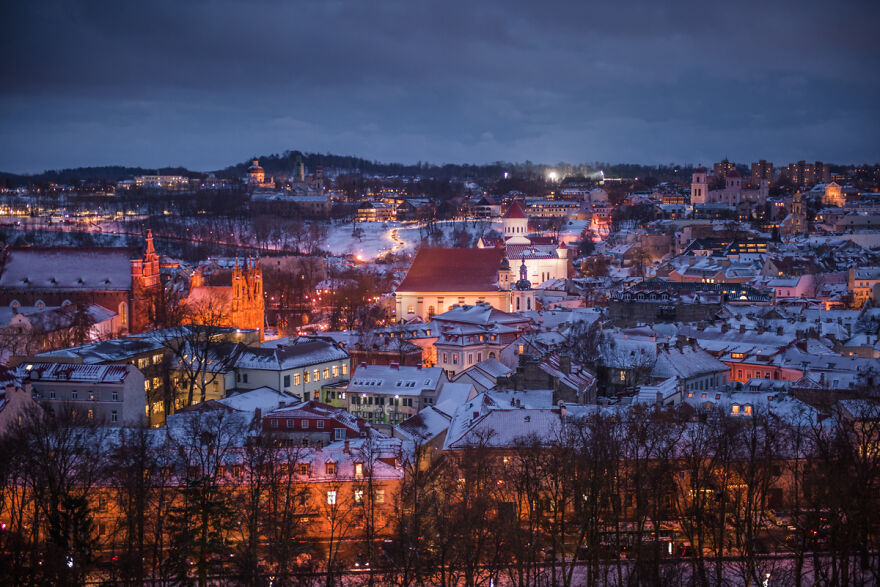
[324,222,399,259]
[324,217,591,261]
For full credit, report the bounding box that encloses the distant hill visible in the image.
[0,165,193,186]
[0,151,701,187]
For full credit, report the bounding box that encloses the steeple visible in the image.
[519,258,528,282]
[145,229,156,257]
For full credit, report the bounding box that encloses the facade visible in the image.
[343,364,447,424]
[187,258,265,339]
[691,167,767,207]
[23,362,145,426]
[432,302,532,377]
[235,337,350,400]
[262,400,368,446]
[849,267,880,308]
[823,182,845,207]
[394,248,535,321]
[750,160,774,187]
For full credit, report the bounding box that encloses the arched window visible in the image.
[61,299,72,307]
[9,300,20,313]
[527,297,531,310]
[119,302,128,326]
[516,297,520,310]
[35,299,46,309]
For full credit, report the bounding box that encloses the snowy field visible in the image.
[323,218,590,260]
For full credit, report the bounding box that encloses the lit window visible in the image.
[327,491,337,505]
[732,404,740,415]
[342,364,348,375]
[294,373,301,385]
[314,369,320,381]
[323,368,330,379]
[375,489,385,503]
[744,405,753,416]
[332,365,339,377]
[354,463,363,478]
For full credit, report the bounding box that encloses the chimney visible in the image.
[390,362,399,370]
[558,400,566,418]
[559,353,571,375]
[472,411,479,419]
[254,408,262,423]
[515,398,522,408]
[344,439,350,454]
[360,362,367,368]
[739,324,746,334]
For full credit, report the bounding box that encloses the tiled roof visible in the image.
[396,248,505,293]
[502,200,528,219]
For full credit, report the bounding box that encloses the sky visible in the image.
[2,0,879,174]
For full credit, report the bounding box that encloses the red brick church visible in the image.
[0,231,162,334]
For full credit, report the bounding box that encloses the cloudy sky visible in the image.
[2,0,878,173]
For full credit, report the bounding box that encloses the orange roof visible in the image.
[396,248,505,293]
[503,200,527,219]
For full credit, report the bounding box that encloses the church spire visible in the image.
[145,229,156,256]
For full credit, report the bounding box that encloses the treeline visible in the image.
[1,403,879,585]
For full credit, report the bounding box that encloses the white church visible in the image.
[477,200,571,287]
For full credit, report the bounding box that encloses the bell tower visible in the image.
[130,230,161,333]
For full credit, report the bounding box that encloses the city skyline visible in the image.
[2,0,880,173]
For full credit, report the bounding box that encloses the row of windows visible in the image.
[351,395,414,407]
[328,489,384,505]
[237,363,348,388]
[136,354,164,369]
[70,408,119,422]
[48,390,120,402]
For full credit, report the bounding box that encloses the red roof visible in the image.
[503,200,527,219]
[694,166,707,174]
[397,248,505,293]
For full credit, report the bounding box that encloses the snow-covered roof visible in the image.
[0,247,134,291]
[235,339,348,371]
[349,364,444,396]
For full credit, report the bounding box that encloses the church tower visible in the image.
[130,230,161,333]
[502,200,529,239]
[691,166,709,204]
[230,257,265,340]
[511,258,536,313]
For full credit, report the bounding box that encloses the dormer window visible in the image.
[326,462,337,475]
[354,462,363,478]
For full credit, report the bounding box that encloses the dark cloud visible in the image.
[1,0,879,172]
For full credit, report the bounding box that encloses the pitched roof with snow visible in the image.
[349,364,444,396]
[0,247,134,291]
[235,339,349,371]
[23,363,132,384]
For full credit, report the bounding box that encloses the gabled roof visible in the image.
[396,248,506,293]
[503,200,528,219]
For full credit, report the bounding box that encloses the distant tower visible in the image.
[130,230,161,333]
[295,154,305,183]
[691,166,709,204]
[725,168,743,204]
[315,163,324,189]
[790,191,807,235]
[248,158,265,184]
